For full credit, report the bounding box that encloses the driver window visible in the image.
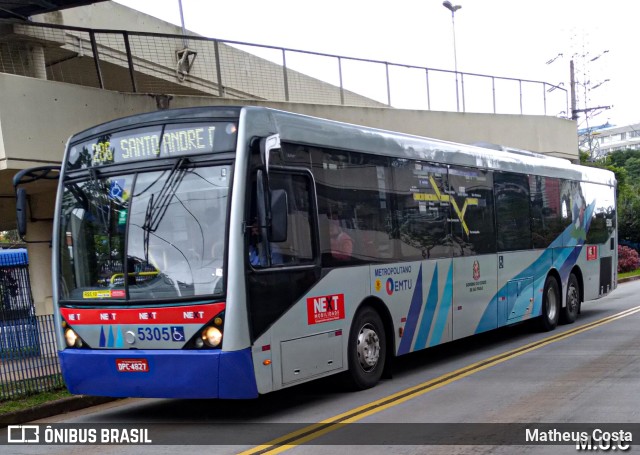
[248,172,315,268]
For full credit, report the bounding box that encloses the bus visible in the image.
[14,106,617,399]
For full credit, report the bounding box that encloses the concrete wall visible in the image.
[0,73,158,170]
[174,98,578,160]
[0,72,578,171]
[0,72,578,315]
[34,2,188,35]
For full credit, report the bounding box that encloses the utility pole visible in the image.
[570,58,610,120]
[570,55,613,160]
[570,59,577,120]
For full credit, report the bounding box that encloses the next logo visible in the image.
[306,294,345,325]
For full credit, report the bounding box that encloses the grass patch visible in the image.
[619,269,640,279]
[0,388,71,414]
[0,374,65,402]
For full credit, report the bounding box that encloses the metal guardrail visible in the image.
[0,315,62,400]
[0,21,569,116]
[0,250,62,400]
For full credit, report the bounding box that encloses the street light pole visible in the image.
[443,1,462,112]
[178,0,187,48]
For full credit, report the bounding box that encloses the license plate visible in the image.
[116,358,149,373]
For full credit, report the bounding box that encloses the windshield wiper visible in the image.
[67,183,89,211]
[142,157,190,260]
[87,167,112,233]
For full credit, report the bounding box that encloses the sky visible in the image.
[114,0,638,128]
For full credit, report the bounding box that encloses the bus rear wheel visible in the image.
[346,307,386,390]
[560,273,580,324]
[538,276,560,332]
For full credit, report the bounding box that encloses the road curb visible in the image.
[618,275,640,284]
[0,396,119,427]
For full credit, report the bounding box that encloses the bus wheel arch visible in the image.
[346,298,393,389]
[561,268,582,324]
[538,272,561,332]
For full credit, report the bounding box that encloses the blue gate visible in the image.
[0,248,39,360]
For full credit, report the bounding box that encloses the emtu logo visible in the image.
[386,277,413,295]
[386,278,395,295]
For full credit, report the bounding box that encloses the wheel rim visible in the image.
[546,286,557,321]
[356,323,380,372]
[567,283,579,313]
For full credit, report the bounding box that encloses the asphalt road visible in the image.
[5,279,640,454]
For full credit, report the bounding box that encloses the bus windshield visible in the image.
[59,164,230,302]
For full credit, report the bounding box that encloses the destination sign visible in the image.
[66,122,237,170]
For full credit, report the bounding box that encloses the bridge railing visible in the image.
[0,21,568,116]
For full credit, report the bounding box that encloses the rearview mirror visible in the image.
[16,187,28,237]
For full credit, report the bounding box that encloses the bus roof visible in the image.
[249,107,615,187]
[68,105,615,187]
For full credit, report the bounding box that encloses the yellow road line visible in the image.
[239,305,640,454]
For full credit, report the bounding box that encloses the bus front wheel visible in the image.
[346,307,386,390]
[560,273,580,324]
[538,276,560,332]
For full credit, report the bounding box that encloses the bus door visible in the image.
[494,172,538,325]
[449,166,499,340]
[245,168,320,342]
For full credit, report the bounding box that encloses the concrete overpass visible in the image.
[0,1,578,314]
[0,0,105,19]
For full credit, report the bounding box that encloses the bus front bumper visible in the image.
[58,348,258,399]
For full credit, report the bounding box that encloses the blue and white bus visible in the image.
[14,106,617,398]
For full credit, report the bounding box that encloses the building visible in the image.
[579,122,640,158]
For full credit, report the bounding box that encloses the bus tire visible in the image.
[560,273,580,324]
[538,276,560,332]
[346,306,386,390]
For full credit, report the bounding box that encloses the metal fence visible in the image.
[0,249,62,401]
[0,21,569,117]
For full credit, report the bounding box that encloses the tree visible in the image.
[618,190,640,244]
[0,230,21,244]
[605,149,640,183]
[580,148,640,244]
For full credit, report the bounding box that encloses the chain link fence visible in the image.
[0,22,568,116]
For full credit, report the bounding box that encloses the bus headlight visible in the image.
[201,327,222,348]
[64,328,83,348]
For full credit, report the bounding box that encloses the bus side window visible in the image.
[329,214,353,260]
[256,172,315,267]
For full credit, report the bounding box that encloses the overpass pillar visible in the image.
[25,44,47,80]
[25,219,54,316]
